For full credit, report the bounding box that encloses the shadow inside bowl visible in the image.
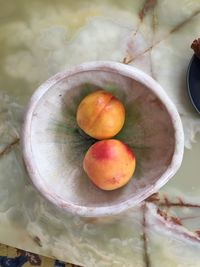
[29,68,175,209]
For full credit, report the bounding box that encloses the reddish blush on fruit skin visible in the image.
[91,140,116,160]
[83,139,136,191]
[124,143,135,160]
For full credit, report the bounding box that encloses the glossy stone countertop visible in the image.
[0,0,200,266]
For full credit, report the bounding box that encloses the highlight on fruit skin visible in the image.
[83,139,136,191]
[76,90,125,140]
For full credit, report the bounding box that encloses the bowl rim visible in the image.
[21,61,184,217]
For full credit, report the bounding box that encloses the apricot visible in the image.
[83,139,136,190]
[76,90,125,140]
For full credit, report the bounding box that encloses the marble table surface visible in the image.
[0,0,200,266]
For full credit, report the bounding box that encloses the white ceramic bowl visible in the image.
[22,61,184,217]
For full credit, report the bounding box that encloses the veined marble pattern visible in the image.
[0,0,200,266]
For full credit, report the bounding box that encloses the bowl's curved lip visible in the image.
[21,61,184,217]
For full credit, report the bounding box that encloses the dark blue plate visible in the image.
[187,54,200,114]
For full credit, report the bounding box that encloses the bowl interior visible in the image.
[28,67,176,211]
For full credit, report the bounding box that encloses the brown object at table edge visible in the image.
[191,38,200,59]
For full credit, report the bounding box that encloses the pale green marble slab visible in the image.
[0,0,200,266]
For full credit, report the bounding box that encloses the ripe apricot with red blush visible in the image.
[83,139,136,190]
[76,90,125,140]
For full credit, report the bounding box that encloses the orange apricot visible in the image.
[76,90,125,139]
[83,139,136,190]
